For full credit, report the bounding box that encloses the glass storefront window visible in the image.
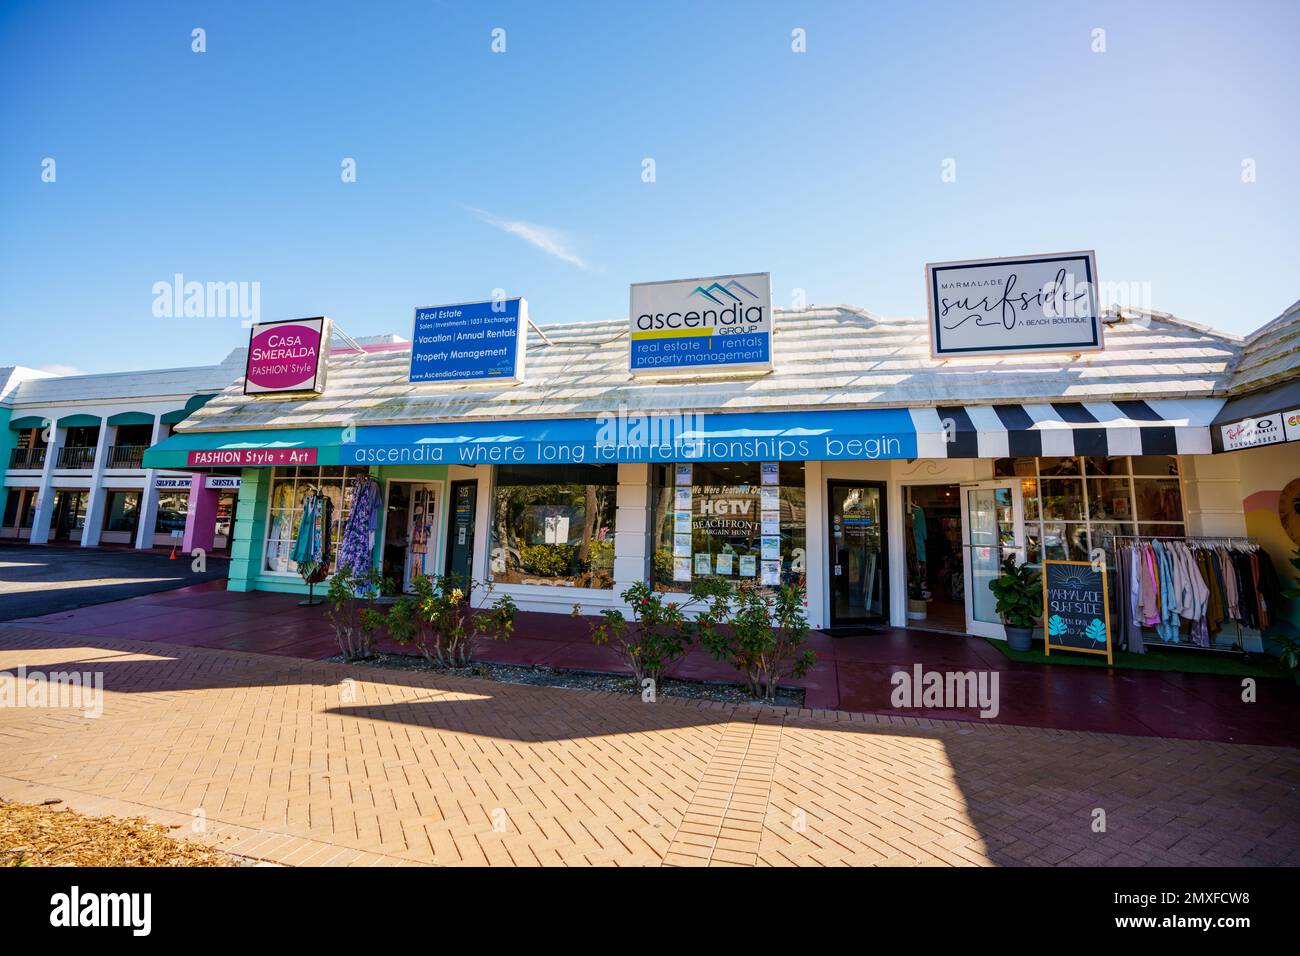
[651,462,806,592]
[489,464,616,589]
[1040,478,1084,520]
[992,456,1185,569]
[1085,477,1131,522]
[263,466,368,575]
[155,492,190,534]
[103,490,141,534]
[1133,478,1183,522]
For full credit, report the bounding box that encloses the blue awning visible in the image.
[346,408,918,466]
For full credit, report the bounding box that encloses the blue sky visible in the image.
[2,0,1297,374]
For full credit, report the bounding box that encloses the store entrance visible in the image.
[827,480,887,628]
[381,482,441,592]
[444,480,478,584]
[51,490,86,542]
[902,484,965,633]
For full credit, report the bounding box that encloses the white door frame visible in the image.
[959,479,1025,640]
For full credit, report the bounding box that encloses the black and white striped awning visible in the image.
[908,400,1223,459]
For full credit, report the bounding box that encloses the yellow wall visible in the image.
[1226,443,1300,638]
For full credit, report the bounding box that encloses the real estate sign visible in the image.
[244,317,330,395]
[1042,559,1113,664]
[926,252,1102,358]
[629,272,772,375]
[408,298,527,385]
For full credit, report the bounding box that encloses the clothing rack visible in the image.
[1112,533,1263,657]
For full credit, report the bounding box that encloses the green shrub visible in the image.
[386,574,516,667]
[520,543,577,577]
[988,554,1042,628]
[325,566,390,661]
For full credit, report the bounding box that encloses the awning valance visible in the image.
[143,400,1225,470]
[1210,379,1300,452]
[160,392,217,425]
[107,411,156,426]
[910,400,1224,459]
[56,413,101,428]
[8,416,46,430]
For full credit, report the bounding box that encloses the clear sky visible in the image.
[2,0,1297,375]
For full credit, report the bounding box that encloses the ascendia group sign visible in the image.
[629,272,773,375]
[926,251,1102,358]
[408,298,527,385]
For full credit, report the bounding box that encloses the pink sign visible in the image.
[244,318,328,394]
[187,448,318,467]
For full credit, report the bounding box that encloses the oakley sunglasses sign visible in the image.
[629,272,772,375]
[926,251,1102,358]
[244,317,330,395]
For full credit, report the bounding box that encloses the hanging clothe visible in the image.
[291,491,333,585]
[337,476,381,577]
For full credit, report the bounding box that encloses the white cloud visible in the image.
[39,364,84,376]
[465,206,592,270]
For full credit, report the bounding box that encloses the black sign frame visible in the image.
[1041,559,1113,664]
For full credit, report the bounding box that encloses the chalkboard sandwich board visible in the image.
[1042,559,1113,664]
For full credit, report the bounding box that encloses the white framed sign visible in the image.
[205,476,241,490]
[244,316,330,395]
[629,272,772,375]
[155,476,192,490]
[926,251,1102,358]
[1221,415,1286,451]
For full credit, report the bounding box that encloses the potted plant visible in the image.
[988,554,1041,652]
[907,569,928,621]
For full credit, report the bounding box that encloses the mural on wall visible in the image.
[1243,477,1300,638]
[1279,478,1300,547]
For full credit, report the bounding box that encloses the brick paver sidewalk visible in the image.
[1,629,1297,866]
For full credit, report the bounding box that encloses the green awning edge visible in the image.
[159,393,218,425]
[56,413,101,427]
[107,411,156,426]
[8,415,47,430]
[143,426,344,469]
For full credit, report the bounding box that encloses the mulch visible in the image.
[0,798,237,867]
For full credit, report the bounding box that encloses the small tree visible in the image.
[325,566,389,661]
[988,554,1042,628]
[388,574,516,667]
[697,581,816,701]
[576,579,730,687]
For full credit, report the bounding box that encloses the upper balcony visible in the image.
[106,445,146,469]
[55,445,96,469]
[7,446,46,470]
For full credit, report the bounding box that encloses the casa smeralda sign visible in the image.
[244,317,330,395]
[408,298,527,385]
[629,272,773,375]
[926,251,1102,358]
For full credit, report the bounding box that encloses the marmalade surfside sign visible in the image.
[926,251,1102,358]
[629,272,772,375]
[244,317,330,395]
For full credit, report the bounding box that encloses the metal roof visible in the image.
[177,306,1245,433]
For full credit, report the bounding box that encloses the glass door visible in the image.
[960,481,1024,639]
[444,480,478,585]
[827,481,887,627]
[404,484,439,591]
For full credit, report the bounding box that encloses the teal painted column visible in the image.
[0,407,13,525]
[228,468,269,592]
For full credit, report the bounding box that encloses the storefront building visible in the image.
[0,350,248,551]
[144,294,1300,651]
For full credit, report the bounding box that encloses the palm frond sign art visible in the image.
[1042,560,1113,664]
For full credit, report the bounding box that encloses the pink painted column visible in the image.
[182,473,219,553]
